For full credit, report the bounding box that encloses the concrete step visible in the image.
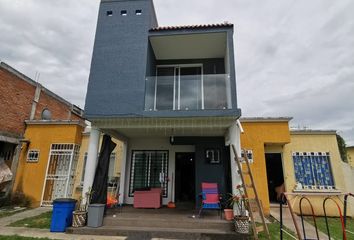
[67,225,252,240]
[103,216,233,231]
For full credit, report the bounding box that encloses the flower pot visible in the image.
[233,216,249,234]
[72,210,87,227]
[224,209,234,221]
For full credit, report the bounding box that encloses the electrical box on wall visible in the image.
[241,149,253,163]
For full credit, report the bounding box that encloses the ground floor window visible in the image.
[293,152,334,189]
[129,150,168,197]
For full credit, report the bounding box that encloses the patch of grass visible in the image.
[0,208,26,219]
[257,217,297,240]
[0,236,52,240]
[305,216,354,240]
[8,211,52,229]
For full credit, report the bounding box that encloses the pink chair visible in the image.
[133,188,162,209]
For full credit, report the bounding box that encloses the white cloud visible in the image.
[0,0,353,144]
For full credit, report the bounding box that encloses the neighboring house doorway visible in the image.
[175,152,195,206]
[41,144,80,206]
[265,153,285,203]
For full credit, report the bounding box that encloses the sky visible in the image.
[0,0,353,145]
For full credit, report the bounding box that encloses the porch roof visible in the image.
[92,116,237,139]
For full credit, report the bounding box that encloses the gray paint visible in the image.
[171,137,231,208]
[85,0,157,117]
[85,0,241,119]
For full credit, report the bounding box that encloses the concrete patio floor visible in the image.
[68,206,251,240]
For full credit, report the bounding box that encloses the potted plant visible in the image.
[222,194,234,221]
[230,184,249,234]
[72,188,93,227]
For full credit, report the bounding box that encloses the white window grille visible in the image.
[27,150,40,162]
[292,151,334,190]
[129,150,169,197]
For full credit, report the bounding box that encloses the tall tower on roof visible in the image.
[85,0,158,116]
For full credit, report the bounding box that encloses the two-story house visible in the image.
[83,0,242,207]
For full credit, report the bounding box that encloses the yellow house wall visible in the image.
[347,147,354,167]
[240,121,290,215]
[72,133,123,200]
[13,123,84,207]
[283,133,350,216]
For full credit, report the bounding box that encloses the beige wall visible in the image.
[72,132,123,200]
[283,133,350,216]
[341,162,354,217]
[347,147,354,167]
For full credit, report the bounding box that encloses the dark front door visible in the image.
[175,152,195,204]
[265,153,285,203]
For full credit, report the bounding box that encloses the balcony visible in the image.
[144,73,232,112]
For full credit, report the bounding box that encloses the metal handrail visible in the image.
[299,196,320,240]
[322,197,346,240]
[343,193,354,239]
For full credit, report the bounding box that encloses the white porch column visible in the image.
[82,127,100,202]
[118,141,128,204]
[226,120,242,214]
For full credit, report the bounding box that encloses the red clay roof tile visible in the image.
[150,23,233,31]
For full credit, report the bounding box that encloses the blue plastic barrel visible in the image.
[50,198,77,232]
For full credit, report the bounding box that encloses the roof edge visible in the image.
[290,130,337,135]
[150,23,233,32]
[240,117,293,123]
[25,120,86,127]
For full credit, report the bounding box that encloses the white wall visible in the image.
[123,137,195,205]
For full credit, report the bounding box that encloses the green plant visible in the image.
[337,134,348,163]
[9,211,52,229]
[228,184,248,216]
[75,187,94,212]
[10,192,32,207]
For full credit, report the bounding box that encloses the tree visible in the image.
[336,134,348,163]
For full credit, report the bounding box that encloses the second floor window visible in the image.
[147,64,230,111]
[155,66,202,111]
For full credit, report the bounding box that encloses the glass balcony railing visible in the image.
[144,74,232,111]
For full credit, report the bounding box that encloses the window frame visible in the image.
[129,150,169,198]
[292,151,335,190]
[27,149,40,163]
[154,64,204,111]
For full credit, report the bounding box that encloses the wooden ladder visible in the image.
[231,144,270,240]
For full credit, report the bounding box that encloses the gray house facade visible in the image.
[83,0,242,207]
